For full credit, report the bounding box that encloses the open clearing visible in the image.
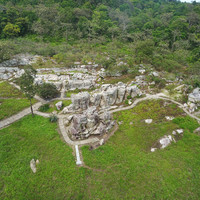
[1,100,199,199]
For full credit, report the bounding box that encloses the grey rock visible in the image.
[55,101,63,110]
[194,127,200,135]
[145,119,153,124]
[30,159,37,173]
[188,88,200,103]
[71,92,90,110]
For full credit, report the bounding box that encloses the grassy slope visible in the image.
[0,81,37,120]
[0,115,86,200]
[82,100,200,199]
[0,101,200,199]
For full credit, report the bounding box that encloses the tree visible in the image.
[18,67,37,117]
[37,83,59,100]
[3,23,20,37]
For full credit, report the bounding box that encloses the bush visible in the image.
[125,99,129,105]
[172,116,199,133]
[39,104,50,112]
[127,95,132,99]
[37,83,60,100]
[49,115,58,123]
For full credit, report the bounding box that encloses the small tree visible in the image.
[37,83,59,100]
[18,66,37,117]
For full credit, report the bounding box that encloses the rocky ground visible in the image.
[0,54,199,161]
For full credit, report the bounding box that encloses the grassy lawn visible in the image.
[0,99,37,120]
[0,81,25,98]
[0,115,86,200]
[1,100,200,199]
[82,100,200,199]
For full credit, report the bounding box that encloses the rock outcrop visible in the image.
[68,107,114,139]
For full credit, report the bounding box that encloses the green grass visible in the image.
[100,74,135,85]
[0,81,25,98]
[0,115,86,200]
[1,100,200,199]
[81,100,200,199]
[39,100,72,113]
[0,98,37,120]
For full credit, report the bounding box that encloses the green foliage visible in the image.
[172,116,199,133]
[0,41,15,62]
[49,114,58,123]
[3,23,20,38]
[127,95,131,99]
[37,83,60,100]
[18,66,37,100]
[39,104,50,112]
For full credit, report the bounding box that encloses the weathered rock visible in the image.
[194,127,200,135]
[145,119,153,124]
[36,159,40,165]
[94,123,106,135]
[90,93,102,107]
[71,92,90,110]
[55,101,63,110]
[30,159,37,173]
[67,80,94,90]
[165,116,175,121]
[102,87,118,106]
[160,135,173,149]
[188,88,200,103]
[116,86,126,104]
[99,139,104,146]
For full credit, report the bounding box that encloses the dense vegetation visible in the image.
[0,0,199,76]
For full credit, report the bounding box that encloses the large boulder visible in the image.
[188,88,200,103]
[90,93,102,107]
[101,87,118,107]
[71,92,90,110]
[55,101,63,110]
[116,86,126,104]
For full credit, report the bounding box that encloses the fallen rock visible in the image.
[165,116,175,121]
[145,119,153,124]
[193,127,200,135]
[99,139,104,146]
[30,159,37,173]
[188,88,200,103]
[55,101,63,110]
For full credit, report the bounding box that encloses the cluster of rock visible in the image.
[34,71,97,91]
[0,54,39,68]
[73,61,99,69]
[65,107,115,139]
[0,67,25,80]
[151,129,184,152]
[62,83,142,113]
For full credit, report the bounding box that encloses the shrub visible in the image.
[127,95,132,99]
[39,104,50,112]
[37,83,60,100]
[125,99,129,105]
[172,116,199,133]
[49,115,58,123]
